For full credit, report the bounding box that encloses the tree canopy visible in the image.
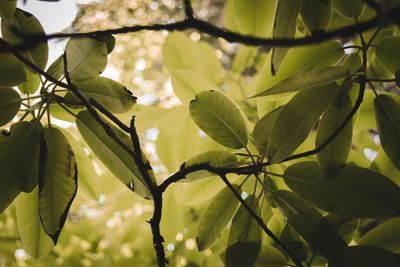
[1,0,400,266]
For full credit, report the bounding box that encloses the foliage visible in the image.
[1,0,400,267]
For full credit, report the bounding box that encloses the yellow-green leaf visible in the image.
[0,121,42,213]
[189,90,248,149]
[197,185,241,251]
[224,0,277,38]
[301,0,332,33]
[76,111,155,199]
[1,9,48,70]
[284,161,400,218]
[254,66,349,97]
[15,189,54,259]
[375,36,400,74]
[65,37,108,81]
[374,94,400,170]
[0,87,21,127]
[316,92,353,178]
[39,127,77,244]
[274,190,346,259]
[64,77,136,113]
[267,83,340,162]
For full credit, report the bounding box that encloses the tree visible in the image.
[1,0,400,266]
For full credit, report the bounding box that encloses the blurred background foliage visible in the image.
[0,1,230,267]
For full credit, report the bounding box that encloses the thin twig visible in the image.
[3,6,400,51]
[218,174,303,267]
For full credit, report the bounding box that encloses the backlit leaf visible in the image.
[271,0,302,73]
[0,51,26,87]
[254,66,349,97]
[374,94,400,170]
[329,246,400,267]
[189,90,248,149]
[76,111,155,199]
[15,189,54,259]
[252,107,282,155]
[0,87,21,127]
[274,190,346,259]
[39,127,77,244]
[316,92,353,177]
[197,185,241,251]
[267,83,340,162]
[225,195,261,267]
[333,0,365,18]
[284,161,400,218]
[65,37,108,81]
[224,0,277,38]
[253,244,287,267]
[0,0,16,19]
[375,36,400,73]
[1,9,48,70]
[301,0,332,33]
[64,77,136,113]
[0,121,42,213]
[359,218,400,253]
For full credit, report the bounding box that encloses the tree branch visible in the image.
[4,5,400,52]
[281,78,366,163]
[218,174,303,267]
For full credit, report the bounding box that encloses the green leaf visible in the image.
[224,0,277,38]
[316,92,353,178]
[39,127,77,244]
[359,218,400,253]
[396,68,400,87]
[333,0,365,18]
[225,195,261,267]
[0,121,42,213]
[267,83,340,163]
[374,95,400,170]
[254,66,349,97]
[329,246,400,267]
[65,37,108,81]
[1,8,48,70]
[196,185,241,251]
[171,69,219,106]
[375,36,400,73]
[18,68,40,94]
[95,33,115,54]
[274,190,346,259]
[189,90,248,149]
[163,32,222,83]
[271,0,302,73]
[15,189,54,260]
[61,130,99,200]
[252,107,282,154]
[253,244,287,267]
[255,40,344,116]
[301,0,332,33]
[180,150,238,182]
[64,77,136,113]
[0,51,26,87]
[76,111,155,199]
[284,161,400,218]
[0,87,21,127]
[0,0,16,19]
[343,53,362,73]
[46,55,64,81]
